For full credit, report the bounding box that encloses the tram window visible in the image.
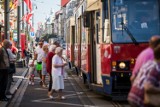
[103,19,110,43]
[83,12,90,27]
[115,0,124,6]
[110,0,160,43]
[102,0,110,43]
[96,11,101,44]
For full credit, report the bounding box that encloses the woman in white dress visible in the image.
[51,47,67,100]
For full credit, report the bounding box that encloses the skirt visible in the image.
[52,75,64,91]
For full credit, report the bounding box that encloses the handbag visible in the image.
[8,63,16,74]
[144,83,160,107]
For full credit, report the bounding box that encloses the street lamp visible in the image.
[17,0,21,59]
[4,0,10,39]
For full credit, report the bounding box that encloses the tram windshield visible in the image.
[110,0,160,43]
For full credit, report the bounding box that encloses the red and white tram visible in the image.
[66,0,160,100]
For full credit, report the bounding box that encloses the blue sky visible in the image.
[31,0,61,31]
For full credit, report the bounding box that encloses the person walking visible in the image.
[130,35,160,84]
[32,41,44,85]
[51,47,67,100]
[0,39,11,101]
[128,44,160,107]
[23,46,30,67]
[6,41,16,95]
[41,45,49,87]
[46,45,56,98]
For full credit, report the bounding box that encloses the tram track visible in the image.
[111,101,130,107]
[68,69,129,107]
[68,72,95,106]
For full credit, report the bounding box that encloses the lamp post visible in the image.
[15,0,24,68]
[17,0,21,60]
[22,1,25,32]
[4,0,10,39]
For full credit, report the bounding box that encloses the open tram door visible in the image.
[70,17,75,65]
[84,0,103,87]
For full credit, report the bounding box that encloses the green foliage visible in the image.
[41,34,57,42]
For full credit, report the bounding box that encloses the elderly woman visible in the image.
[51,47,67,100]
[46,45,57,98]
[41,45,49,88]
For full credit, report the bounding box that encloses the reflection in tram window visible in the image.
[110,0,160,43]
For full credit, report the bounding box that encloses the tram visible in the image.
[65,16,75,64]
[66,0,160,100]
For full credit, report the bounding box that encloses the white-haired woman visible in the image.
[46,45,56,98]
[41,45,49,87]
[51,47,67,100]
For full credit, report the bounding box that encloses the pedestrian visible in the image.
[41,45,49,88]
[11,45,18,55]
[32,40,44,85]
[46,45,57,98]
[51,47,67,100]
[62,51,69,79]
[28,60,35,85]
[130,35,160,84]
[128,44,160,107]
[6,41,16,95]
[0,39,11,101]
[23,46,30,67]
[53,41,60,47]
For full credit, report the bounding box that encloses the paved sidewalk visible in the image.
[0,67,28,107]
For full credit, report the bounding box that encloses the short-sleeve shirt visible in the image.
[46,52,55,74]
[132,47,154,76]
[7,49,16,59]
[52,54,63,76]
[35,46,44,62]
[128,61,160,107]
[42,52,47,68]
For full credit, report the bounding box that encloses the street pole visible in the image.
[17,0,21,60]
[4,0,10,39]
[15,0,24,68]
[22,1,25,32]
[26,7,28,42]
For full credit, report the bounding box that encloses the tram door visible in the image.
[95,11,102,84]
[90,10,102,84]
[71,25,75,64]
[90,12,97,83]
[78,17,82,68]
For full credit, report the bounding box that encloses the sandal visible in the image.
[56,96,66,100]
[42,84,47,88]
[61,96,66,100]
[48,95,53,99]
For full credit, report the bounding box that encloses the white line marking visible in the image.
[32,100,84,107]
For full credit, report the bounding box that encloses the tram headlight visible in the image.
[116,61,130,71]
[119,62,126,69]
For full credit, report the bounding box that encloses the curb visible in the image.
[10,68,28,94]
[0,68,28,107]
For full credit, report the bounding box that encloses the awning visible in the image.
[86,0,100,11]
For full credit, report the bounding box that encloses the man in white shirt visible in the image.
[32,41,44,85]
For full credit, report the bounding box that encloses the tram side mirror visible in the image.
[83,13,90,27]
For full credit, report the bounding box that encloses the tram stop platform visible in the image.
[0,67,28,107]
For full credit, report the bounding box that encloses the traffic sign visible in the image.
[30,32,35,37]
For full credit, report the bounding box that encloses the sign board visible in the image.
[30,32,35,37]
[13,30,17,41]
